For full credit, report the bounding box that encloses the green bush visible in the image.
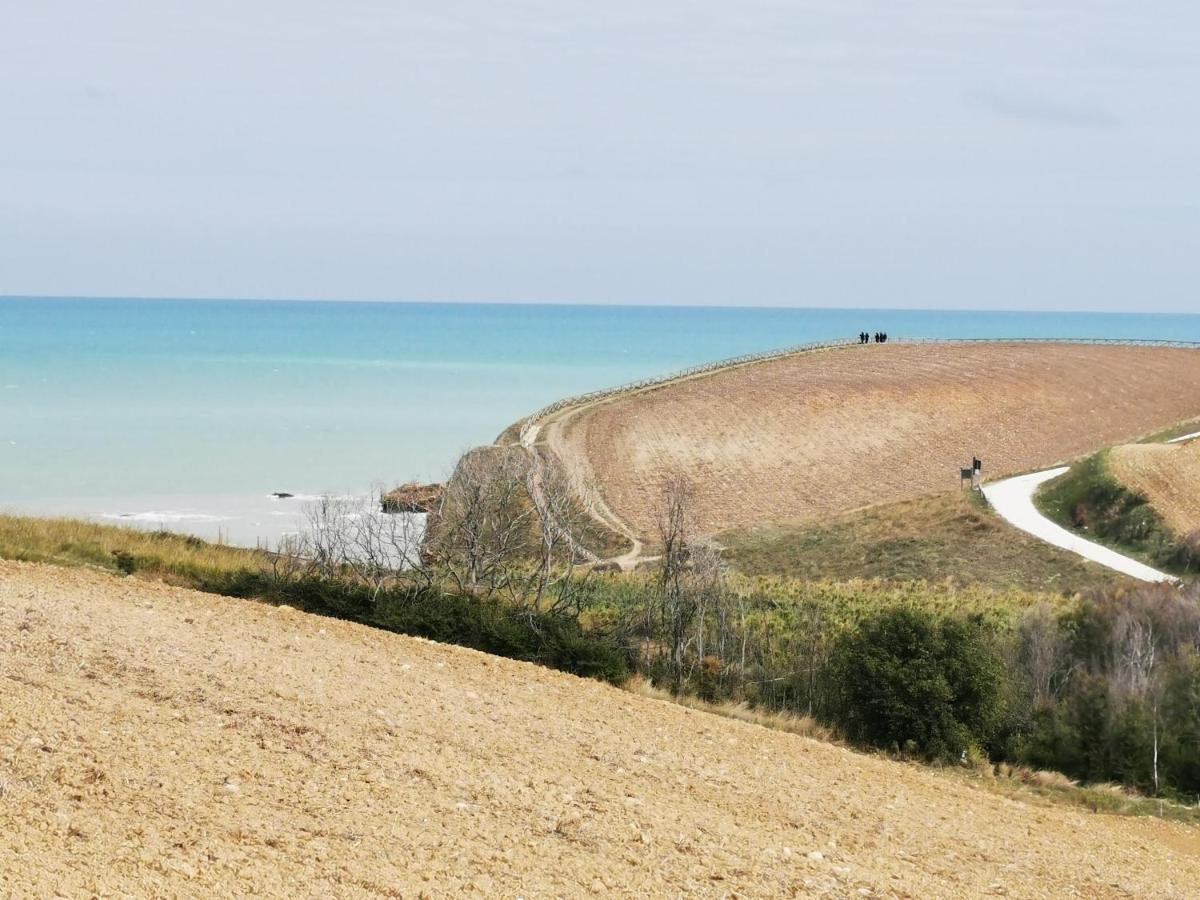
[828,607,1005,760]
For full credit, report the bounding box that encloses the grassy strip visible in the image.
[0,513,269,584]
[1137,418,1200,444]
[958,764,1200,825]
[716,491,1118,593]
[1034,452,1199,576]
[625,676,835,742]
[629,676,1200,824]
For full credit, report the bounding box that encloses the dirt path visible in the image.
[519,343,858,568]
[522,403,646,570]
[3,559,1199,897]
[981,469,1177,583]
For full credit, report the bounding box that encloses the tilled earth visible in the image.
[1110,440,1200,538]
[2,560,1198,898]
[554,342,1200,542]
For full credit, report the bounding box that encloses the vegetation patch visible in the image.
[1136,417,1200,444]
[717,491,1119,593]
[0,514,269,585]
[829,607,1005,760]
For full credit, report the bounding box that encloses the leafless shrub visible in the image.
[423,447,536,598]
[524,451,598,615]
[1016,602,1070,708]
[271,490,429,600]
[270,532,313,588]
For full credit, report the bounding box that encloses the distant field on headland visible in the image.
[535,341,1200,545]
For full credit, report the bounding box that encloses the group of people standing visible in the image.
[857,331,889,344]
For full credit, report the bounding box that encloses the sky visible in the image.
[2,1,1197,311]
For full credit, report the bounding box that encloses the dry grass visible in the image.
[624,675,835,742]
[1109,440,1200,537]
[717,489,1122,591]
[0,513,268,582]
[5,559,1200,897]
[545,342,1200,543]
[629,679,1200,826]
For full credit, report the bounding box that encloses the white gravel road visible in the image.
[981,468,1177,584]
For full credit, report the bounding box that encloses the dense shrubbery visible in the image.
[1007,585,1200,796]
[266,576,629,684]
[616,565,1200,797]
[829,608,1005,760]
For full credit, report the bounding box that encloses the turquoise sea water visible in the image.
[3,297,1200,545]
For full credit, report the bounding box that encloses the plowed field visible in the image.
[548,342,1200,542]
[2,561,1199,897]
[1110,439,1200,537]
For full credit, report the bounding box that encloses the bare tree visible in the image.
[1017,601,1070,708]
[654,473,699,691]
[266,488,433,602]
[524,451,598,614]
[303,494,359,580]
[423,447,536,598]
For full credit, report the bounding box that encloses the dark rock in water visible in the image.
[271,492,295,499]
[381,482,444,514]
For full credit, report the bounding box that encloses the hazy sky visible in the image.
[3,2,1197,311]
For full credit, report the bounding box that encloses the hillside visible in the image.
[2,560,1199,897]
[718,490,1123,591]
[539,342,1200,547]
[1109,439,1200,538]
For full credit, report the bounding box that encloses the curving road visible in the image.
[981,468,1177,584]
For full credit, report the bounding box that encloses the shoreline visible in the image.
[1,491,422,550]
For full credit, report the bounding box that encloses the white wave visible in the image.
[267,492,356,502]
[100,511,234,523]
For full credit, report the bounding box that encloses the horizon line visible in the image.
[2,293,1196,318]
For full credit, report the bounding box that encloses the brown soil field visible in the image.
[546,342,1200,545]
[3,560,1200,897]
[1110,439,1200,537]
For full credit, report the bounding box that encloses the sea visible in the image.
[3,297,1200,548]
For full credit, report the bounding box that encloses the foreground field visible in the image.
[543,342,1200,546]
[2,561,1198,897]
